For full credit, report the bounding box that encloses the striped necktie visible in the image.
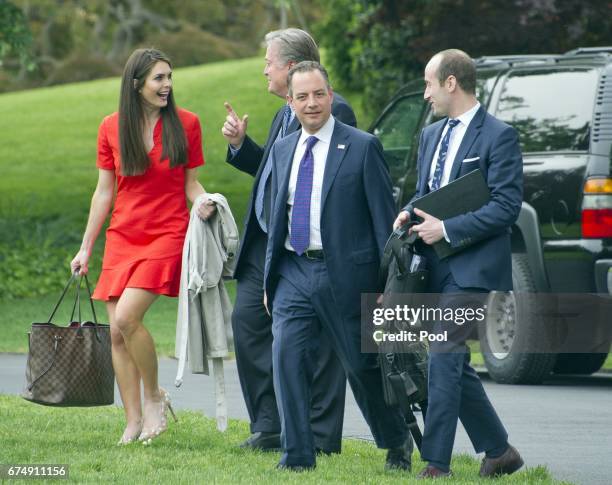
[431,118,460,191]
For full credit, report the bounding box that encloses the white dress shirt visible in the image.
[284,115,335,251]
[427,103,480,242]
[427,102,481,189]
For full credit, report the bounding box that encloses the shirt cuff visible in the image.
[228,143,242,155]
[441,221,450,243]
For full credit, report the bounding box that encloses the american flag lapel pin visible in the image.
[337,144,345,150]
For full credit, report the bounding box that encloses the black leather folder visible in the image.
[410,169,490,259]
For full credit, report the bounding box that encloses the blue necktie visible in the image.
[290,136,318,255]
[255,105,292,232]
[279,103,292,137]
[431,118,460,191]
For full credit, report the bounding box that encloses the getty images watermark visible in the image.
[360,292,612,354]
[371,303,487,343]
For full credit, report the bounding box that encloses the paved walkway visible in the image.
[2,353,612,483]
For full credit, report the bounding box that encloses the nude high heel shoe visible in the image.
[162,388,178,423]
[117,420,143,446]
[139,388,178,445]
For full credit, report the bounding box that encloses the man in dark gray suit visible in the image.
[221,28,355,453]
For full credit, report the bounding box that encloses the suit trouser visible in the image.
[272,251,408,467]
[421,247,508,467]
[232,230,346,452]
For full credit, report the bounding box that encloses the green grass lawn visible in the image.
[0,395,564,484]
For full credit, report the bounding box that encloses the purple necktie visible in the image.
[290,136,318,255]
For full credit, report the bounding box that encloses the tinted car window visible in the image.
[475,69,500,106]
[372,94,424,182]
[495,68,598,152]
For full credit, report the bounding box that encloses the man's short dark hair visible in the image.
[287,61,331,96]
[436,49,476,94]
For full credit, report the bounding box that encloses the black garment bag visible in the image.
[378,224,429,452]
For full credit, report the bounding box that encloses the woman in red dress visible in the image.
[71,48,215,445]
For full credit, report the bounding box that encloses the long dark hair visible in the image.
[118,48,187,176]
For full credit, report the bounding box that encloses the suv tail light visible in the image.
[582,177,612,238]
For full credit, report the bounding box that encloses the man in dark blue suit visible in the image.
[394,49,524,479]
[221,28,355,453]
[264,61,411,471]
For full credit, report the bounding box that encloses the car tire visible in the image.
[478,254,557,384]
[553,351,609,375]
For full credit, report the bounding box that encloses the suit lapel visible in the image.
[321,121,350,212]
[261,109,284,161]
[448,106,485,182]
[419,121,446,195]
[287,114,301,135]
[254,108,286,186]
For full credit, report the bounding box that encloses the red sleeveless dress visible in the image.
[92,109,205,301]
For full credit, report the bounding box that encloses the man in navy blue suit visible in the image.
[394,49,524,479]
[221,29,355,453]
[264,61,411,471]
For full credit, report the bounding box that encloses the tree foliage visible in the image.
[1,0,319,92]
[0,0,33,69]
[315,0,612,115]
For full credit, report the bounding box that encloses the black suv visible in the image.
[370,47,612,384]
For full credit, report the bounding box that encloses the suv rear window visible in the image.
[495,68,598,152]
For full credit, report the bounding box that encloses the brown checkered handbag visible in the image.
[22,274,115,406]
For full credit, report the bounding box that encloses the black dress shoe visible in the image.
[276,463,315,472]
[479,444,524,477]
[417,465,452,479]
[384,435,413,471]
[239,432,281,451]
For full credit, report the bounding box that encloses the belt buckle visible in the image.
[305,250,323,260]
